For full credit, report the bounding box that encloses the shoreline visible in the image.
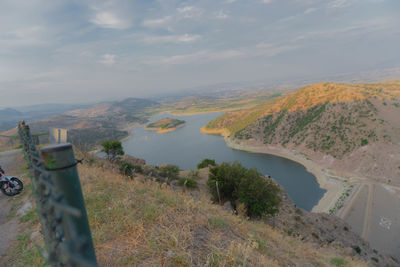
[223,137,346,213]
[120,122,144,141]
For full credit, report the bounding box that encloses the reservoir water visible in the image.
[123,112,326,211]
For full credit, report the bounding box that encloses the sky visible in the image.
[0,0,399,107]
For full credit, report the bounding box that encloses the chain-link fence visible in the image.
[18,121,98,267]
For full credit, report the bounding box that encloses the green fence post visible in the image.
[40,143,97,266]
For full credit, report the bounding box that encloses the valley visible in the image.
[202,80,400,256]
[2,79,400,259]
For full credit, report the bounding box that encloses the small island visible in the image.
[146,117,186,133]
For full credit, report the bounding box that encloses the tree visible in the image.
[102,140,124,161]
[207,161,280,218]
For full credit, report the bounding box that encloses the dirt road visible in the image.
[0,149,23,259]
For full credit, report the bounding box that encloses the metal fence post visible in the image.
[40,143,97,265]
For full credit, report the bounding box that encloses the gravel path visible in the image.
[0,149,23,259]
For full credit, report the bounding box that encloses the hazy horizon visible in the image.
[1,0,399,107]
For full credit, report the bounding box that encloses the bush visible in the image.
[159,165,180,181]
[330,257,347,266]
[197,158,216,169]
[207,161,280,217]
[119,162,143,178]
[361,139,368,146]
[177,178,197,188]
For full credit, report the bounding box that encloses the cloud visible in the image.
[91,11,131,29]
[261,0,274,3]
[177,6,203,18]
[154,49,244,65]
[141,34,201,44]
[304,7,318,14]
[101,54,116,65]
[0,26,47,48]
[142,16,172,28]
[147,42,298,66]
[328,0,352,8]
[293,18,393,41]
[216,10,229,19]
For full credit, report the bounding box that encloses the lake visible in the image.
[123,112,326,211]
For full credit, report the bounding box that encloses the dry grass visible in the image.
[77,162,367,266]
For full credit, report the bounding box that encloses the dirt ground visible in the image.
[0,150,24,260]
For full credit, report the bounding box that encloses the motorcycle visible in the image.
[0,169,23,196]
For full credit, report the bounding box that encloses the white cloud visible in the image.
[0,26,47,48]
[177,6,203,18]
[101,54,116,65]
[141,34,201,44]
[329,0,352,8]
[91,11,131,29]
[261,0,274,3]
[142,16,172,28]
[304,7,318,14]
[147,42,297,66]
[216,10,229,19]
[145,49,243,66]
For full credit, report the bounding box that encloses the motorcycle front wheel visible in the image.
[1,177,23,196]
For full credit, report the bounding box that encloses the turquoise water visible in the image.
[123,112,326,211]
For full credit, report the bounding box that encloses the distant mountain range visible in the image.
[0,98,159,149]
[0,108,23,117]
[0,103,91,132]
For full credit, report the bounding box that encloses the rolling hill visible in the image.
[204,81,400,184]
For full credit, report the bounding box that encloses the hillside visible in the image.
[6,153,398,266]
[204,81,400,184]
[0,98,159,150]
[162,90,282,115]
[204,81,400,135]
[146,118,186,133]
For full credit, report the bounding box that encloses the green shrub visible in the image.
[207,161,280,217]
[197,158,216,169]
[352,246,361,254]
[119,162,143,178]
[208,217,227,229]
[361,139,368,146]
[177,178,197,188]
[159,164,180,181]
[330,257,347,266]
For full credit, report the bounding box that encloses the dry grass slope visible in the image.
[205,81,400,136]
[76,162,366,266]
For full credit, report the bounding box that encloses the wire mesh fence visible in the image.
[18,121,97,267]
